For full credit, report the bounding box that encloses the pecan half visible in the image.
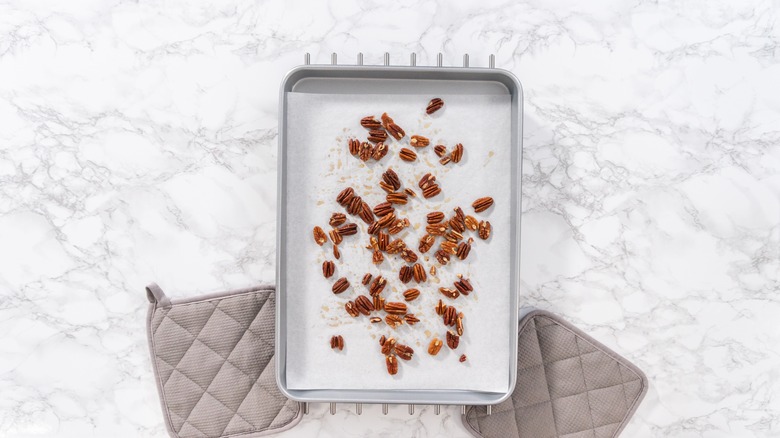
[451,143,464,163]
[336,187,354,206]
[372,249,384,264]
[435,249,450,265]
[329,212,347,227]
[449,216,465,233]
[367,221,381,235]
[381,113,405,140]
[399,265,413,283]
[422,184,441,199]
[337,223,358,236]
[465,215,479,231]
[413,263,427,283]
[401,248,418,263]
[379,180,395,193]
[377,212,396,228]
[370,316,382,323]
[362,273,372,285]
[378,231,389,251]
[330,335,344,351]
[329,228,342,245]
[369,275,387,296]
[403,288,420,302]
[386,354,398,375]
[478,220,491,240]
[355,295,374,315]
[439,155,451,165]
[472,196,494,213]
[453,207,465,221]
[313,226,327,245]
[322,260,335,278]
[333,245,340,259]
[426,223,447,236]
[372,142,389,160]
[348,138,360,156]
[454,276,473,296]
[348,196,363,215]
[434,144,448,157]
[456,240,472,260]
[388,218,409,235]
[382,168,401,191]
[427,211,444,224]
[445,230,463,243]
[439,287,459,299]
[373,295,385,311]
[360,201,375,224]
[381,337,396,355]
[359,141,373,161]
[332,277,349,294]
[428,338,443,356]
[384,302,408,315]
[395,344,414,361]
[443,306,457,326]
[419,234,435,253]
[435,299,447,316]
[459,354,467,363]
[418,173,435,189]
[373,202,394,218]
[410,135,430,148]
[385,314,403,328]
[399,148,417,162]
[404,313,420,325]
[456,313,464,336]
[386,239,406,254]
[446,330,460,350]
[386,192,408,206]
[345,301,359,317]
[440,241,458,255]
[426,98,444,114]
[379,335,387,346]
[361,116,382,128]
[368,129,388,143]
[404,188,416,199]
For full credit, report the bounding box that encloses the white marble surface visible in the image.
[0,0,778,437]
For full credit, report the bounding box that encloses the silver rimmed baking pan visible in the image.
[276,54,523,406]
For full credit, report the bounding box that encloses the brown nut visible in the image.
[399,148,417,162]
[369,275,387,296]
[426,223,447,236]
[329,212,347,227]
[443,306,457,326]
[412,263,427,283]
[404,188,416,198]
[355,295,374,315]
[370,316,382,323]
[440,241,458,255]
[472,196,494,213]
[404,313,420,325]
[449,216,465,233]
[454,276,473,296]
[367,221,381,235]
[403,288,420,302]
[379,335,387,346]
[456,240,472,260]
[388,218,409,235]
[409,135,430,148]
[382,168,401,191]
[377,212,396,228]
[427,211,445,224]
[464,215,479,231]
[372,249,384,264]
[322,260,335,278]
[426,98,444,115]
[348,138,360,156]
[435,299,447,315]
[368,129,388,143]
[422,184,441,199]
[348,195,363,215]
[373,295,385,311]
[456,313,464,336]
[439,155,451,165]
[386,192,408,205]
[329,228,342,245]
[361,116,382,128]
[330,335,344,351]
[332,277,349,294]
[381,337,396,354]
[386,354,398,375]
[419,234,435,253]
[372,142,389,160]
[395,344,414,361]
[385,314,403,328]
[362,273,373,285]
[386,239,406,254]
[451,143,464,163]
[337,223,358,236]
[378,232,389,251]
[345,300,359,317]
[399,265,413,283]
[459,354,467,363]
[401,248,418,264]
[336,187,355,205]
[434,144,448,157]
[384,302,408,315]
[359,141,373,161]
[313,226,327,246]
[379,180,395,193]
[478,220,492,240]
[373,202,394,218]
[360,201,375,224]
[446,330,460,349]
[333,245,340,259]
[418,173,436,189]
[428,338,443,356]
[439,287,459,299]
[435,249,450,265]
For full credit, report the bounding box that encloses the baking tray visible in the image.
[275,56,523,406]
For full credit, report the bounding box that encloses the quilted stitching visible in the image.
[149,290,300,438]
[465,314,647,438]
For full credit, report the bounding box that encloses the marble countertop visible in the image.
[1,1,778,437]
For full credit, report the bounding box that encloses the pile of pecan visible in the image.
[312,97,496,376]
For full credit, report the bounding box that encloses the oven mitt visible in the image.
[146,283,303,438]
[463,310,648,438]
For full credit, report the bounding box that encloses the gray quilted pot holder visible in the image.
[463,310,648,438]
[146,283,303,438]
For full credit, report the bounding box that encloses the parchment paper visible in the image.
[283,92,512,392]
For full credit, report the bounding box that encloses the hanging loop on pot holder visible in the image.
[146,282,171,308]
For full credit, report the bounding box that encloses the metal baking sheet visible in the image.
[276,64,523,405]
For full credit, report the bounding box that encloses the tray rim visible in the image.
[276,65,524,405]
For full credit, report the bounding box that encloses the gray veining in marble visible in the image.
[0,0,778,436]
